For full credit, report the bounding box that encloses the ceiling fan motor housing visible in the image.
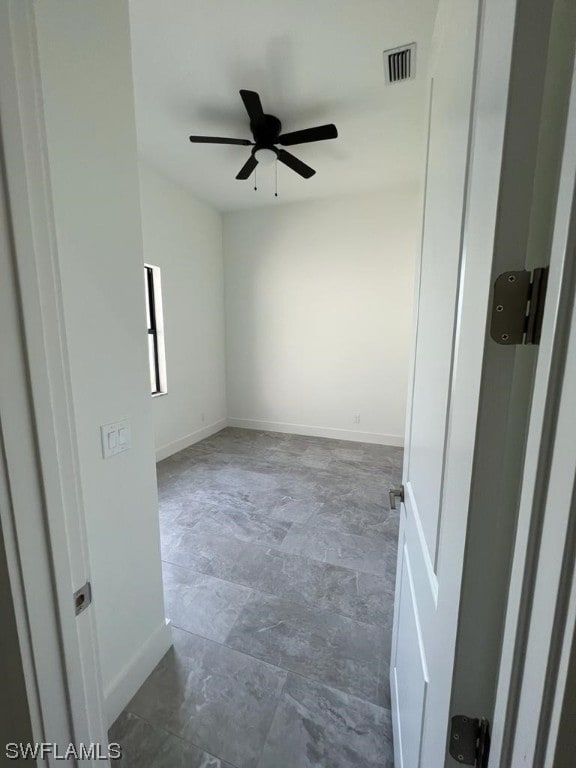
[251,114,282,148]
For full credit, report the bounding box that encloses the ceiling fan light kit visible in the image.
[254,148,277,166]
[189,89,338,192]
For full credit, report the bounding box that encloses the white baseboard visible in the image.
[155,419,227,462]
[155,418,403,458]
[104,619,172,727]
[227,417,404,447]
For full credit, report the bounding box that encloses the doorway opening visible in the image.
[2,1,576,767]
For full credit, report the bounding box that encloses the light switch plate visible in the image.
[101,419,131,459]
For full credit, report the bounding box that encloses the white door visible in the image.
[390,0,505,765]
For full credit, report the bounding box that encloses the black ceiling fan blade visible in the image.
[189,135,253,145]
[239,90,265,125]
[236,154,259,180]
[278,123,338,146]
[277,149,316,179]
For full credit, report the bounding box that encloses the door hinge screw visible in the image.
[490,267,548,345]
[449,715,490,767]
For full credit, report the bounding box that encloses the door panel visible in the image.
[393,547,429,768]
[407,2,479,565]
[391,2,480,767]
[404,482,437,643]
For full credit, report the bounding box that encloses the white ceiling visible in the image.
[129,0,439,212]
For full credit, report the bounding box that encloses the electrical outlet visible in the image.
[353,414,361,425]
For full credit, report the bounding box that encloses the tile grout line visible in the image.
[157,465,398,483]
[161,554,394,630]
[113,709,242,768]
[165,621,389,713]
[160,519,395,578]
[160,516,397,554]
[159,454,402,478]
[252,672,289,768]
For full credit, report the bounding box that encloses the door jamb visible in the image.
[0,0,108,762]
[490,51,576,768]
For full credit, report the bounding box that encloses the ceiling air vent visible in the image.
[383,43,416,85]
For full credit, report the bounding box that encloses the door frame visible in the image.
[490,51,576,768]
[0,1,108,763]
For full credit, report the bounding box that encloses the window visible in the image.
[144,264,167,395]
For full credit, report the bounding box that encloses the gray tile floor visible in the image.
[110,428,402,768]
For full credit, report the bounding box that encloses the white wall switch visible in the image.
[101,423,116,458]
[101,419,131,459]
[108,430,117,451]
[116,420,131,452]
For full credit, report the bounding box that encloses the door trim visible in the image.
[0,0,107,761]
[491,51,576,768]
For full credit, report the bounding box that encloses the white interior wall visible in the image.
[33,0,170,725]
[138,163,227,460]
[223,189,419,445]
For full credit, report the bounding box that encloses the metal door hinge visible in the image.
[389,485,404,510]
[74,581,92,616]
[449,715,490,767]
[490,267,548,345]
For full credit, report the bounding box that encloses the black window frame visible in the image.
[145,265,162,395]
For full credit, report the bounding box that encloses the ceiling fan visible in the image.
[189,89,338,181]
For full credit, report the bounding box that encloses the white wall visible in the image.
[138,163,227,460]
[34,0,170,725]
[224,189,418,445]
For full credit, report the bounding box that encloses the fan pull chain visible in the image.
[275,159,278,198]
[254,166,257,191]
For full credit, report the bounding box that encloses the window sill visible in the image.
[151,391,168,399]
